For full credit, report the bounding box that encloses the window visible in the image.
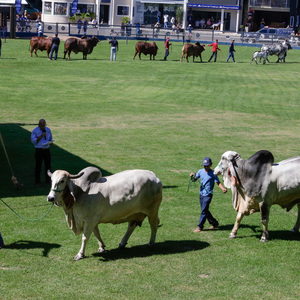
[54,3,68,16]
[117,6,129,16]
[44,2,52,15]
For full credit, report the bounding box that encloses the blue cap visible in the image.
[202,157,212,166]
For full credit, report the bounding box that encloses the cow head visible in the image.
[214,151,241,189]
[89,36,100,46]
[47,170,84,208]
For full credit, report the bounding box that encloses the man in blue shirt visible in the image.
[31,119,53,186]
[190,157,227,232]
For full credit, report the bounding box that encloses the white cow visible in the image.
[214,150,300,241]
[251,51,269,64]
[47,167,163,260]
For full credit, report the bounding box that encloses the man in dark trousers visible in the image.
[164,37,172,61]
[31,119,53,186]
[226,39,236,63]
[208,39,221,62]
[49,33,60,60]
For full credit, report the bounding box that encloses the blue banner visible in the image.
[187,4,240,10]
[71,0,78,16]
[15,0,22,14]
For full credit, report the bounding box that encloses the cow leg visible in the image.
[260,202,270,242]
[291,202,300,233]
[133,50,138,60]
[139,53,141,60]
[200,54,202,63]
[180,54,183,62]
[186,55,189,63]
[193,55,195,63]
[230,212,244,238]
[147,213,160,246]
[74,225,94,261]
[119,221,138,248]
[34,49,38,57]
[93,226,106,253]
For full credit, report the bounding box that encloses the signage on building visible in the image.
[71,0,78,16]
[15,0,21,14]
[187,4,240,10]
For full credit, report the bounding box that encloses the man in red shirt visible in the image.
[208,39,221,62]
[164,37,172,61]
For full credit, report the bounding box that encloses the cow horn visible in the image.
[69,172,84,179]
[47,170,52,177]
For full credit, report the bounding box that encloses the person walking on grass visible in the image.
[190,157,227,232]
[164,37,172,61]
[208,39,221,62]
[226,39,236,63]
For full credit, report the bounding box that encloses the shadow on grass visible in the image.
[4,240,61,257]
[219,224,300,241]
[93,239,209,262]
[0,123,112,198]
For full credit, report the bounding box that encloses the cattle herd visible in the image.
[29,35,293,63]
[26,35,300,260]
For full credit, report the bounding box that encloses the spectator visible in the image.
[83,20,88,35]
[176,23,182,33]
[206,18,212,28]
[157,11,161,23]
[49,33,60,61]
[170,16,175,29]
[208,39,221,62]
[77,19,83,34]
[187,24,193,39]
[108,37,118,61]
[195,19,200,29]
[164,14,169,29]
[37,22,43,37]
[260,18,265,29]
[31,119,53,186]
[190,157,227,233]
[200,18,206,29]
[92,18,98,28]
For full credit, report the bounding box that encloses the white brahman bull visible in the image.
[214,150,300,242]
[261,41,292,63]
[47,167,162,260]
[251,51,269,64]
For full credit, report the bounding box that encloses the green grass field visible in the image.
[0,38,299,299]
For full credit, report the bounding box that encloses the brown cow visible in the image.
[63,36,99,60]
[133,42,158,60]
[30,36,53,59]
[181,42,206,63]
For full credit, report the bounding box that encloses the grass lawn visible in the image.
[0,38,299,299]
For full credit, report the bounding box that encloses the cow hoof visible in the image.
[118,243,127,249]
[97,248,106,253]
[229,233,236,239]
[74,254,85,261]
[291,227,299,234]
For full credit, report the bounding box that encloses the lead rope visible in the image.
[0,197,54,222]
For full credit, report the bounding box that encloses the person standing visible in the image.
[49,33,60,61]
[190,157,227,232]
[77,19,83,35]
[31,119,53,186]
[226,39,236,63]
[83,20,88,35]
[37,22,43,37]
[208,39,221,62]
[108,37,118,61]
[163,37,172,61]
[164,14,169,29]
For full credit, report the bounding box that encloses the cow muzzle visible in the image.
[47,191,60,207]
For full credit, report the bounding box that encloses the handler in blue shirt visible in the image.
[190,157,227,232]
[31,119,53,186]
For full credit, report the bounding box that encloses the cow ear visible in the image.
[67,178,76,202]
[228,162,238,187]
